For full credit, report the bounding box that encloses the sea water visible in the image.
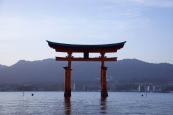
[0,92,172,115]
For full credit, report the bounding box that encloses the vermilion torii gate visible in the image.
[47,41,126,98]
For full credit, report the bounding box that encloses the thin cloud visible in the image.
[129,0,173,7]
[108,0,173,7]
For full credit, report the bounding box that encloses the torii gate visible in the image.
[47,41,126,98]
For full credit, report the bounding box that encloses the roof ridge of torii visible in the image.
[47,40,126,98]
[47,40,126,53]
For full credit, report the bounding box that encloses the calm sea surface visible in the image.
[0,92,172,115]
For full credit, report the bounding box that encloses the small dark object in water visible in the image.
[31,93,34,96]
[141,94,144,96]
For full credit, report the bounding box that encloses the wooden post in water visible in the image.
[64,52,72,98]
[100,52,108,98]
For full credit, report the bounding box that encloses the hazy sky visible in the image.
[0,0,173,66]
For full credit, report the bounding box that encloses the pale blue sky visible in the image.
[0,0,173,66]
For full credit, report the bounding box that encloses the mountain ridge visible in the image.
[0,58,173,85]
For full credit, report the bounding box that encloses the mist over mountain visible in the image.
[0,58,173,86]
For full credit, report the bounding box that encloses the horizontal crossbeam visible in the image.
[56,57,117,61]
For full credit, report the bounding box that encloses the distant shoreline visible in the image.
[0,90,172,93]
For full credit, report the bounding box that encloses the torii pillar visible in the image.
[64,52,72,98]
[100,52,108,98]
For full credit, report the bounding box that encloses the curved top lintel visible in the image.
[47,40,126,53]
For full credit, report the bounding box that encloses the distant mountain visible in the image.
[0,64,7,69]
[108,59,173,83]
[0,59,173,85]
